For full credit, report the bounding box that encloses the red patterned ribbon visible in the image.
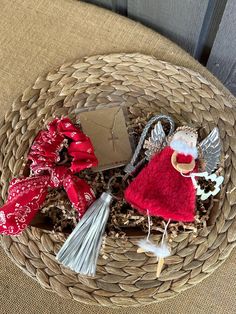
[0,117,98,235]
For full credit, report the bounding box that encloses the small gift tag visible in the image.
[79,107,133,171]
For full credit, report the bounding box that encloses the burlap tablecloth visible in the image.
[0,1,235,313]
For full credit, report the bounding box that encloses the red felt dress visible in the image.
[125,146,197,222]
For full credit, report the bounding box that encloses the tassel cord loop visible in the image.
[124,115,175,176]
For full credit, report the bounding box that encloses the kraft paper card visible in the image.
[79,107,132,171]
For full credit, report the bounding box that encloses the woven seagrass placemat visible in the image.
[0,52,236,308]
[1,1,235,313]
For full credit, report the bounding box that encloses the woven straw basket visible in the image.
[0,53,236,308]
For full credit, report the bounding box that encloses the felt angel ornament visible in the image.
[124,115,223,276]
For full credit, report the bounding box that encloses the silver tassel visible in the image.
[56,192,112,276]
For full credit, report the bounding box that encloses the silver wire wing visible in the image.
[144,121,167,159]
[199,127,221,174]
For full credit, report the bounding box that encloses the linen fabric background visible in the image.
[0,1,235,313]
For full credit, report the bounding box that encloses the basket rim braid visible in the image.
[0,53,236,307]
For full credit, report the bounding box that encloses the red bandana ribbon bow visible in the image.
[0,117,98,235]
